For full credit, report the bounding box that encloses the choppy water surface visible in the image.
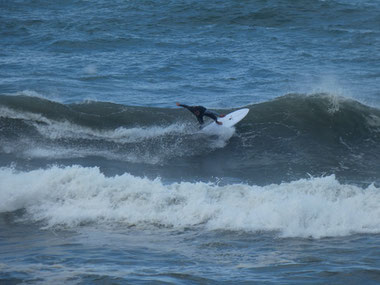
[1,0,380,283]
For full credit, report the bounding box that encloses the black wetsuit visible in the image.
[178,104,219,125]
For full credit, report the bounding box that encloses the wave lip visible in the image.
[1,165,379,238]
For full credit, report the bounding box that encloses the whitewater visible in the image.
[2,165,380,238]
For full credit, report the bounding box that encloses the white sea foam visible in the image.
[0,106,51,124]
[34,120,190,143]
[6,90,62,103]
[1,166,379,238]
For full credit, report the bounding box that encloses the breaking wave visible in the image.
[0,93,379,183]
[1,165,379,238]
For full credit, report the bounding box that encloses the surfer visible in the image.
[176,102,225,126]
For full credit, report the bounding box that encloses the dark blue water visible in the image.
[2,0,380,107]
[1,0,380,284]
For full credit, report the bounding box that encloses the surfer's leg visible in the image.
[204,110,218,121]
[204,110,223,125]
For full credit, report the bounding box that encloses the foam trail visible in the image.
[34,121,190,143]
[0,105,190,142]
[1,166,379,238]
[0,106,51,124]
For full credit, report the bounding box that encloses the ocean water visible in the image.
[1,0,380,284]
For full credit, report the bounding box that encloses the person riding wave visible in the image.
[176,102,225,126]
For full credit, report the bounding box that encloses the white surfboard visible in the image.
[202,108,249,131]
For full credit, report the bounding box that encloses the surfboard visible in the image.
[202,108,249,131]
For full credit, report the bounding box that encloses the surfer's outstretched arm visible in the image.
[176,102,191,110]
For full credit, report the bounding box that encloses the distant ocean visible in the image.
[1,0,380,284]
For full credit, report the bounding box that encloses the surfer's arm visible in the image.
[176,102,191,110]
